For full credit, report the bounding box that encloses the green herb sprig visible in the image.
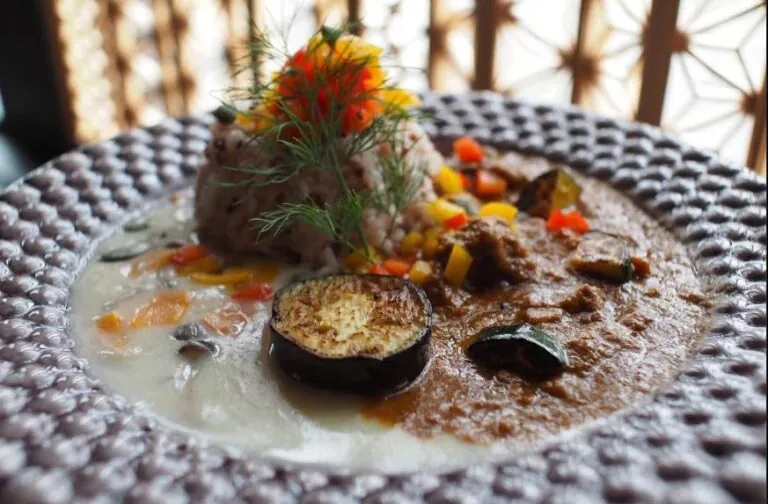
[221,24,425,260]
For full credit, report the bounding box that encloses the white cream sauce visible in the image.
[70,192,520,472]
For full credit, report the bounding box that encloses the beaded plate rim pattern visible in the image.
[0,92,765,504]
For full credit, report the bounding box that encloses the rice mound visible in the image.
[194,120,443,265]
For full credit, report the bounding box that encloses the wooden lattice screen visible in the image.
[44,0,766,174]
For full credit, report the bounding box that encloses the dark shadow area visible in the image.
[0,1,74,187]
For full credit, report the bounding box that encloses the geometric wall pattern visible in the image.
[46,0,767,173]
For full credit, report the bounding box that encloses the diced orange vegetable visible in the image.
[444,244,473,288]
[177,256,219,276]
[475,170,507,198]
[444,213,469,230]
[564,211,590,234]
[399,231,424,256]
[408,260,432,285]
[171,244,208,266]
[546,209,568,232]
[369,264,391,275]
[130,291,191,329]
[434,166,465,195]
[453,136,484,164]
[427,198,466,224]
[96,311,124,333]
[547,209,589,234]
[129,249,176,278]
[95,311,127,350]
[382,258,412,276]
[231,282,274,301]
[479,201,518,224]
[202,306,248,337]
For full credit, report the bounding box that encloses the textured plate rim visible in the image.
[0,91,764,504]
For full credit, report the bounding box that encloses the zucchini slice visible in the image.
[270,274,432,395]
[467,323,569,380]
[516,168,582,219]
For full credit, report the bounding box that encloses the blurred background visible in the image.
[0,0,765,187]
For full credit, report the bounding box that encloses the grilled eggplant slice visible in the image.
[467,323,568,380]
[516,168,582,218]
[568,231,634,283]
[270,274,432,395]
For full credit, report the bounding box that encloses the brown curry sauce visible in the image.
[361,170,709,444]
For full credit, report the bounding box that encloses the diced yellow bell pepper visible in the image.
[177,256,219,276]
[421,227,442,259]
[189,264,280,285]
[434,166,464,195]
[479,201,519,224]
[408,260,432,285]
[399,231,424,255]
[444,244,473,288]
[427,198,466,224]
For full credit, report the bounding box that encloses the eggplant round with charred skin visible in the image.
[467,323,569,381]
[269,274,432,395]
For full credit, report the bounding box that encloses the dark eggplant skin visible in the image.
[269,274,433,396]
[467,323,568,381]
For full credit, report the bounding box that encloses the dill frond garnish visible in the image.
[221,23,424,260]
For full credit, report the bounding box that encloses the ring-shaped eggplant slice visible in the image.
[270,274,432,395]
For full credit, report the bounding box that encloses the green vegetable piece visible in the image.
[467,323,569,380]
[516,169,582,218]
[123,217,149,232]
[568,231,635,283]
[100,242,152,262]
[213,105,236,124]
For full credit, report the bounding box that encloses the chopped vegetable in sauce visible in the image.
[130,291,192,329]
[453,136,485,164]
[444,244,473,287]
[517,168,582,218]
[467,323,568,380]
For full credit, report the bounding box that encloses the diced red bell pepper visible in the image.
[369,263,391,275]
[564,211,590,233]
[453,137,484,164]
[546,209,589,234]
[171,244,208,266]
[231,281,274,301]
[475,169,507,198]
[546,209,568,232]
[382,258,412,276]
[444,212,469,230]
